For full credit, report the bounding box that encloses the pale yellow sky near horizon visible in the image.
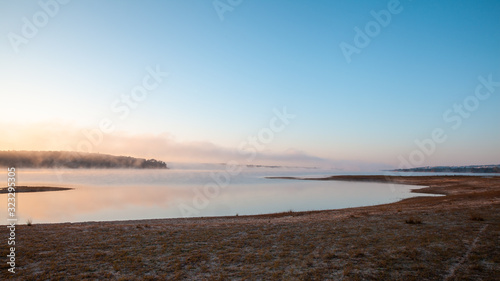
[1,121,499,171]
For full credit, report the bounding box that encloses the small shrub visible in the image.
[323,252,338,260]
[26,218,33,226]
[470,213,484,221]
[405,217,422,224]
[353,251,365,258]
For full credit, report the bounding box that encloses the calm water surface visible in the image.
[1,168,442,224]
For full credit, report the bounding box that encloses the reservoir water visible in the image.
[1,167,442,224]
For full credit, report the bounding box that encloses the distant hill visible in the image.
[391,164,500,174]
[0,151,167,169]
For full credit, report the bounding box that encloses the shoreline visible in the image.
[266,174,499,195]
[2,175,499,279]
[18,175,499,225]
[0,186,73,194]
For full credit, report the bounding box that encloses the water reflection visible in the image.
[0,169,437,224]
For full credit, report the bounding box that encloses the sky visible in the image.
[1,0,499,170]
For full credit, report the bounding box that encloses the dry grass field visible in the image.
[1,176,499,280]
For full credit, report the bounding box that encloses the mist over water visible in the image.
[1,166,440,224]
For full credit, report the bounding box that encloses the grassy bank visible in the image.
[1,176,499,280]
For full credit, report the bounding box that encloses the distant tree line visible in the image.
[0,151,167,169]
[393,165,500,174]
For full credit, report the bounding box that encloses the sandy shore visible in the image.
[0,186,73,194]
[1,175,499,280]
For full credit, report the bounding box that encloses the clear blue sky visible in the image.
[1,0,499,169]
